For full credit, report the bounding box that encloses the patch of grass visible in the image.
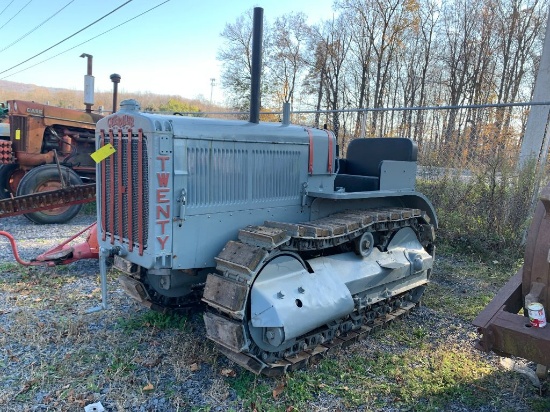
[224,335,521,412]
[106,347,137,378]
[423,250,523,321]
[228,372,273,408]
[423,282,494,321]
[374,321,431,349]
[80,200,97,215]
[527,396,550,412]
[116,310,188,332]
[0,262,21,273]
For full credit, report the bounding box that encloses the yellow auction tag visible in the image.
[91,143,116,163]
[15,129,20,140]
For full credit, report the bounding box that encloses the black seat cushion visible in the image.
[335,138,417,192]
[344,137,417,176]
[335,174,379,191]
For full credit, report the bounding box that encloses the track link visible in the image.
[203,207,433,376]
[213,300,417,377]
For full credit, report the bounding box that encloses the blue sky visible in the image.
[0,0,335,103]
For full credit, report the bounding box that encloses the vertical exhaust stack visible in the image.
[249,7,263,124]
[110,73,121,114]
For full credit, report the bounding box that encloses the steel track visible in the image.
[202,207,434,375]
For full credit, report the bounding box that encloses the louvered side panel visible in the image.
[252,150,301,201]
[187,147,247,207]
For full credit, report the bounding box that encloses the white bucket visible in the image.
[528,302,547,328]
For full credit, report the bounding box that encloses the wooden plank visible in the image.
[238,225,289,247]
[264,220,305,237]
[202,274,248,314]
[215,240,268,276]
[306,345,328,363]
[339,331,360,348]
[285,351,311,371]
[322,337,344,354]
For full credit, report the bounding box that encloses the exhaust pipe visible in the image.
[249,7,263,124]
[110,73,121,113]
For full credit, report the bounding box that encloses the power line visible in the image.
[0,0,76,54]
[0,0,16,18]
[0,0,134,76]
[0,0,171,80]
[0,0,33,31]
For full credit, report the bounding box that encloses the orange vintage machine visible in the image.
[0,100,101,223]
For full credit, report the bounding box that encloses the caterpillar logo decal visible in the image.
[108,115,135,129]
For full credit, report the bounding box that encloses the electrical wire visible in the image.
[0,0,171,80]
[0,0,134,76]
[0,0,76,54]
[0,0,16,18]
[0,0,33,31]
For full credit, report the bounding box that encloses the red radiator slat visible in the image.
[108,130,115,245]
[127,130,134,253]
[101,129,147,256]
[100,130,107,242]
[138,129,144,256]
[117,130,123,245]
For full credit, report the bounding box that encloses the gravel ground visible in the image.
[0,214,547,411]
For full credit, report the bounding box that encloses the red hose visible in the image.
[0,231,53,267]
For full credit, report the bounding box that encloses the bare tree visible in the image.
[318,16,352,140]
[439,0,482,158]
[495,0,545,138]
[266,12,312,110]
[218,9,270,112]
[214,1,547,166]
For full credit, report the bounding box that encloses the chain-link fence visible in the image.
[309,103,548,253]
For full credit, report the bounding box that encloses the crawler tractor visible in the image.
[93,8,436,375]
[0,100,102,223]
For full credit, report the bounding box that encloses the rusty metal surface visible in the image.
[522,182,550,309]
[0,139,13,164]
[0,183,95,219]
[473,181,550,365]
[8,100,101,128]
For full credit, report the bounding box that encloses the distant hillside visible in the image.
[0,80,224,114]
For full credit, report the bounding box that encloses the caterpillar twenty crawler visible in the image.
[96,7,436,376]
[96,99,437,375]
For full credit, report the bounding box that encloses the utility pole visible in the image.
[519,13,550,170]
[518,11,550,215]
[210,78,216,105]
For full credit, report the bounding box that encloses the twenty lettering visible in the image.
[156,156,171,250]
